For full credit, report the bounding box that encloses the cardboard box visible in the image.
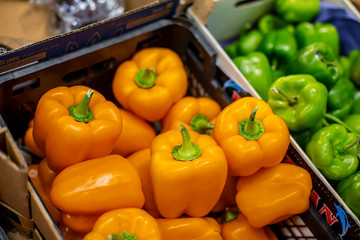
[186,0,360,239]
[0,0,179,73]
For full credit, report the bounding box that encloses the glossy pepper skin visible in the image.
[33,85,122,173]
[58,223,85,240]
[50,154,145,215]
[351,90,360,114]
[220,209,278,240]
[286,42,340,89]
[349,49,360,87]
[267,74,328,132]
[306,124,360,181]
[213,97,290,176]
[111,108,156,157]
[257,14,288,35]
[344,114,360,134]
[295,22,340,57]
[127,148,160,218]
[336,171,360,218]
[236,25,263,56]
[161,96,221,134]
[275,0,320,23]
[24,119,45,158]
[151,125,228,218]
[83,208,162,240]
[259,28,298,72]
[236,163,312,228]
[232,52,273,101]
[157,217,222,240]
[61,213,101,234]
[112,47,188,122]
[327,77,355,120]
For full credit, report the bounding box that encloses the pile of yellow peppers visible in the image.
[25,47,313,240]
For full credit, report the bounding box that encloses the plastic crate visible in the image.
[186,0,360,239]
[0,16,343,240]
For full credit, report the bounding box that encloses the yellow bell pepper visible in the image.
[151,124,228,218]
[83,208,162,240]
[24,118,45,158]
[33,85,123,173]
[220,208,278,240]
[112,47,188,122]
[235,163,312,228]
[213,96,290,176]
[50,154,145,215]
[157,217,222,240]
[59,222,86,240]
[61,212,101,234]
[161,96,221,134]
[211,175,238,213]
[127,148,160,218]
[112,108,156,157]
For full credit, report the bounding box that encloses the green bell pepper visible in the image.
[267,74,328,132]
[232,52,273,101]
[306,124,360,181]
[327,77,355,120]
[259,28,298,72]
[224,41,239,59]
[275,0,320,23]
[336,171,360,218]
[351,90,360,114]
[257,14,287,34]
[286,42,341,89]
[344,114,360,134]
[295,22,340,57]
[349,50,360,87]
[338,55,351,79]
[236,28,263,56]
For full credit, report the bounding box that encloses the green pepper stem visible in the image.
[190,114,214,135]
[324,113,360,137]
[172,124,203,161]
[220,208,240,224]
[134,67,157,88]
[68,90,95,122]
[271,87,298,106]
[344,137,360,152]
[108,232,137,240]
[238,106,264,140]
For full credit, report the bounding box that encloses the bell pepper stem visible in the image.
[238,106,264,140]
[134,67,157,88]
[68,90,95,122]
[172,124,203,161]
[108,232,138,240]
[324,113,360,137]
[271,86,298,106]
[343,137,360,152]
[220,208,240,224]
[190,114,214,135]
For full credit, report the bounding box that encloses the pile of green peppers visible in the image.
[225,0,360,219]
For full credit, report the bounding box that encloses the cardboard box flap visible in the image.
[0,127,30,218]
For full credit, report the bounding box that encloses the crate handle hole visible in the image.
[235,0,262,8]
[90,58,115,75]
[62,68,88,83]
[12,78,40,96]
[136,35,160,51]
[187,41,204,64]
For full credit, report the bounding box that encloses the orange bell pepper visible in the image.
[212,96,290,176]
[49,154,145,215]
[62,212,101,234]
[151,124,228,218]
[127,148,160,218]
[235,163,312,228]
[161,96,221,134]
[59,223,86,240]
[33,85,122,173]
[24,119,45,158]
[220,208,278,240]
[111,108,156,157]
[112,47,188,122]
[37,158,57,194]
[157,217,222,240]
[28,164,62,225]
[83,208,162,240]
[211,175,238,213]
